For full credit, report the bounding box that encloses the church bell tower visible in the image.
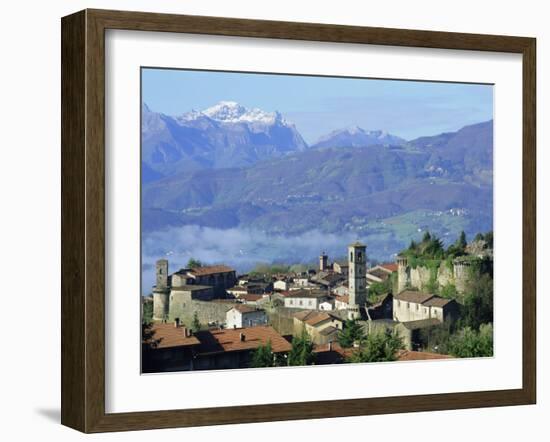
[348,241,367,319]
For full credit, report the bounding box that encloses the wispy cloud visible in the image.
[141,225,361,294]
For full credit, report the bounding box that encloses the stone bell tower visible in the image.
[348,241,367,319]
[319,251,328,271]
[153,258,170,322]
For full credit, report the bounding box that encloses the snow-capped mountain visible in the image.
[312,126,406,149]
[142,101,308,179]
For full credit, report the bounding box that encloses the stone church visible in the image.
[152,259,237,322]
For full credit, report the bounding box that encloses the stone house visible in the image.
[292,310,343,345]
[393,290,459,323]
[283,289,331,310]
[226,305,268,329]
[333,260,349,276]
[274,280,290,291]
[171,264,237,296]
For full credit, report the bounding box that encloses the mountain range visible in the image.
[141,102,493,259]
[142,101,307,180]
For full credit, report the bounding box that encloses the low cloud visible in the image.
[141,225,361,294]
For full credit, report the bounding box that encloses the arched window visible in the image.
[350,252,353,262]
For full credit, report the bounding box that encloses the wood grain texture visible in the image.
[60,8,537,433]
[61,10,86,431]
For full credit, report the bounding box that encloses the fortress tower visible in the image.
[348,241,367,319]
[153,259,170,322]
[319,252,328,271]
[396,255,409,293]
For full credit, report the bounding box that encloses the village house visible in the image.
[366,263,397,284]
[226,305,268,329]
[333,260,349,276]
[273,279,290,291]
[283,289,331,310]
[226,285,247,298]
[143,323,291,372]
[312,271,346,289]
[171,264,237,296]
[293,310,343,345]
[393,290,459,323]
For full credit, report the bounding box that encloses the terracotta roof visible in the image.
[336,295,349,304]
[319,325,340,336]
[397,350,453,361]
[293,310,333,326]
[349,241,366,247]
[380,263,398,272]
[231,304,260,314]
[149,324,201,349]
[198,326,291,354]
[423,297,454,308]
[285,289,329,299]
[313,342,355,364]
[394,290,435,305]
[188,265,235,276]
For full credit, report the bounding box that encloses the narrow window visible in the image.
[350,252,353,262]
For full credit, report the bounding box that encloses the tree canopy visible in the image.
[288,327,316,366]
[251,340,275,368]
[449,324,493,358]
[347,330,404,363]
[338,319,366,348]
[187,258,203,269]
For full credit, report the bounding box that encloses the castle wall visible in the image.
[409,266,433,292]
[397,259,478,295]
[168,300,238,327]
[153,291,169,321]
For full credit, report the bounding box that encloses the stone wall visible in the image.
[397,258,477,295]
[168,300,238,327]
[266,307,300,336]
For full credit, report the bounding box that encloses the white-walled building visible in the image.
[274,280,290,291]
[393,291,459,323]
[226,305,268,329]
[283,290,330,310]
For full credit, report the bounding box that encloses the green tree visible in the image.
[474,232,484,242]
[449,324,493,358]
[288,327,316,366]
[142,300,153,325]
[461,273,493,330]
[422,231,432,243]
[457,230,467,251]
[347,330,404,363]
[187,258,203,269]
[440,283,458,299]
[418,320,454,354]
[192,311,201,331]
[338,319,366,348]
[251,340,275,368]
[484,231,494,249]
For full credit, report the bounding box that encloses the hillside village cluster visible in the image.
[142,234,493,372]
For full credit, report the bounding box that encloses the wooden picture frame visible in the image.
[61,8,536,433]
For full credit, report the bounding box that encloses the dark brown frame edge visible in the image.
[61,8,536,433]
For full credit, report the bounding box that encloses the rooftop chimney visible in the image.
[328,341,333,351]
[174,318,180,328]
[240,332,245,342]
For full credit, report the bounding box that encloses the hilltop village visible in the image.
[142,231,494,372]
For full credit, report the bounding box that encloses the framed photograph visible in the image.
[61,9,536,433]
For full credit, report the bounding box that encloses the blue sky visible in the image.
[142,68,493,142]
